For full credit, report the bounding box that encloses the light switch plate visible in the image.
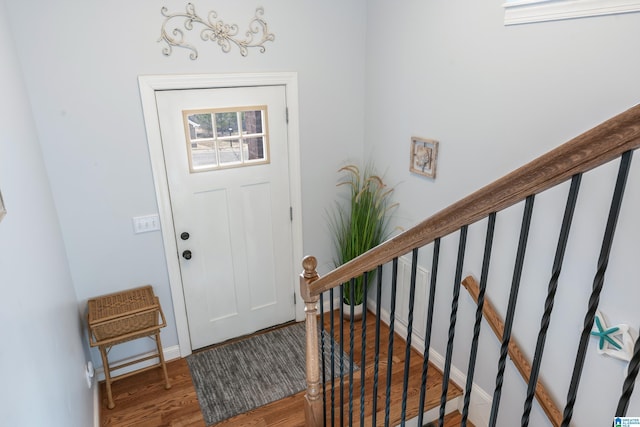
[132,214,160,234]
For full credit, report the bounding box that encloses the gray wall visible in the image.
[3,0,640,424]
[4,0,367,365]
[0,1,93,425]
[365,1,640,426]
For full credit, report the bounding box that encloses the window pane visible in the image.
[242,110,263,134]
[184,107,269,173]
[215,112,239,137]
[191,140,218,169]
[244,137,265,161]
[218,139,242,165]
[187,113,213,139]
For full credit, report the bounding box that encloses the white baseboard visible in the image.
[369,300,491,427]
[94,345,181,381]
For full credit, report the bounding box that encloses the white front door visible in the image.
[155,85,295,350]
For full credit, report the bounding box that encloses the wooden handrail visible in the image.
[462,276,562,427]
[307,103,640,297]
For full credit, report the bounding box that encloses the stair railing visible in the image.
[300,103,640,426]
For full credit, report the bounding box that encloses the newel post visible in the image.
[300,255,323,427]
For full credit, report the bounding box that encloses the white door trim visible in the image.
[138,72,304,357]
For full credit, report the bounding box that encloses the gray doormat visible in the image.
[187,321,358,426]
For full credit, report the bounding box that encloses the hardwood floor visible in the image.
[100,310,471,426]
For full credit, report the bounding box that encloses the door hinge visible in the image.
[293,293,297,305]
[286,107,289,124]
[290,206,293,221]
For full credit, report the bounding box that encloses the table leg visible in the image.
[155,332,171,390]
[98,346,115,409]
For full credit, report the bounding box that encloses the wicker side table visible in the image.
[87,285,171,409]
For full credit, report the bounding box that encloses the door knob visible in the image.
[182,250,192,260]
[180,232,190,240]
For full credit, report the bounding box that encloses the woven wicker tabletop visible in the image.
[88,285,157,323]
[87,285,164,345]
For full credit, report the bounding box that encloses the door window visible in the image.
[183,106,269,172]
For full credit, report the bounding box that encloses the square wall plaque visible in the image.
[410,137,438,178]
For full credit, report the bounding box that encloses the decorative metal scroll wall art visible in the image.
[159,3,275,59]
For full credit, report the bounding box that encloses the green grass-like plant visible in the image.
[329,164,397,305]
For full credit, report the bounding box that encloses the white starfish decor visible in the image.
[590,310,635,362]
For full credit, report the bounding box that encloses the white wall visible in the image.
[4,0,367,365]
[365,2,640,426]
[0,1,93,426]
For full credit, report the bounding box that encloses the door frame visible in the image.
[138,73,305,357]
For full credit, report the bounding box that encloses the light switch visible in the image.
[132,214,160,234]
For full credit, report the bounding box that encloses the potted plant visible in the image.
[328,164,397,318]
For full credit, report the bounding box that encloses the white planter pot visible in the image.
[342,302,364,320]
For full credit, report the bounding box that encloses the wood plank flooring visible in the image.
[100,310,471,426]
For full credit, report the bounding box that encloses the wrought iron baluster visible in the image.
[372,265,383,427]
[615,327,640,417]
[400,248,420,425]
[462,213,497,426]
[522,174,581,427]
[417,238,441,427]
[488,195,535,427]
[562,151,633,426]
[330,288,335,427]
[439,226,468,427]
[349,279,355,427]
[319,292,327,427]
[339,284,344,427]
[384,258,399,427]
[360,272,368,427]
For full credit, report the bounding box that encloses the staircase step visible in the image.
[322,309,464,426]
[442,410,475,427]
